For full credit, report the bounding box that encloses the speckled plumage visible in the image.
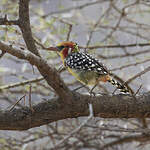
[65,52,107,74]
[64,52,110,85]
[56,41,129,93]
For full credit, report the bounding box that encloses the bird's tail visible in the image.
[108,78,129,93]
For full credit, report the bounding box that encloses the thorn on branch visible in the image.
[134,84,143,96]
[9,95,26,111]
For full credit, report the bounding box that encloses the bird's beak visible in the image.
[46,46,59,51]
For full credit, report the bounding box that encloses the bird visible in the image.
[54,41,129,94]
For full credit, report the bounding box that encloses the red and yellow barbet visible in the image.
[55,41,129,93]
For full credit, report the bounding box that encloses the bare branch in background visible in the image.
[0,0,150,149]
[0,41,73,104]
[80,42,150,49]
[0,76,44,90]
[42,0,106,18]
[126,66,150,84]
[0,15,19,25]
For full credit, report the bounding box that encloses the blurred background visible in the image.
[0,0,150,149]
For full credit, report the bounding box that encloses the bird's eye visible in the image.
[75,43,78,48]
[56,45,65,51]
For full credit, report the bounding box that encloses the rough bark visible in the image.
[0,41,73,104]
[0,41,150,130]
[0,0,149,132]
[18,0,40,56]
[0,92,150,130]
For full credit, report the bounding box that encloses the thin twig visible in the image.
[9,95,26,111]
[111,58,150,71]
[66,24,72,41]
[0,77,44,90]
[34,39,58,51]
[79,42,150,49]
[29,84,34,112]
[126,66,150,84]
[134,85,143,96]
[51,103,93,149]
[42,0,104,18]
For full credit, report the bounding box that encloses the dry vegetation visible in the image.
[0,0,150,149]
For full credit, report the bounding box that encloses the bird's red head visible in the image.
[56,41,79,59]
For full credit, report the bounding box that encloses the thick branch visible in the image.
[0,92,150,130]
[18,0,40,56]
[0,41,73,103]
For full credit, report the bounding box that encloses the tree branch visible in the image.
[79,42,150,49]
[101,134,150,150]
[18,0,40,56]
[0,41,73,104]
[0,76,44,90]
[0,92,150,130]
[0,15,19,25]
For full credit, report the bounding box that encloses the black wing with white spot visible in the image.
[65,52,108,75]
